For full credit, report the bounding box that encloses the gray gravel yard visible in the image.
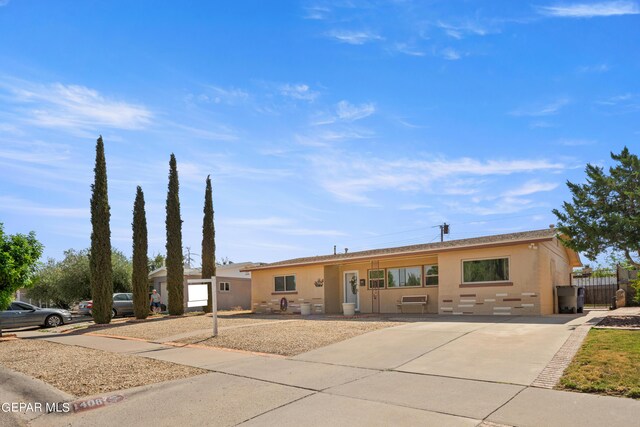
[178,319,405,356]
[93,315,281,341]
[0,339,207,397]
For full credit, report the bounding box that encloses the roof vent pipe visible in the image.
[334,245,337,255]
[345,248,349,254]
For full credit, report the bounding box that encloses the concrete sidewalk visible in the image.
[11,313,640,426]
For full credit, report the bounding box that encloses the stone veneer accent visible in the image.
[253,297,324,314]
[440,291,539,315]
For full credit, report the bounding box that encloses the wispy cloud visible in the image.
[326,29,383,45]
[224,217,292,227]
[280,83,320,101]
[0,196,88,218]
[309,153,566,205]
[437,21,495,39]
[441,48,462,61]
[304,5,331,20]
[577,63,610,73]
[538,1,640,18]
[595,93,640,113]
[336,100,375,121]
[510,98,570,116]
[195,85,249,105]
[0,141,71,165]
[502,180,559,197]
[393,43,425,57]
[0,78,153,133]
[0,0,9,6]
[557,138,596,146]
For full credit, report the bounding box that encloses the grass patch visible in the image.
[559,329,640,398]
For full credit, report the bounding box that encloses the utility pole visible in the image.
[439,223,450,242]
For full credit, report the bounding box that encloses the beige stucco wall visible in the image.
[250,238,572,316]
[438,243,542,315]
[537,239,573,314]
[251,265,325,313]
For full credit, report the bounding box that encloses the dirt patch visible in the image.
[177,319,405,356]
[94,315,281,341]
[0,339,207,397]
[597,316,640,329]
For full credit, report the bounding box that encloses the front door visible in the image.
[344,271,359,311]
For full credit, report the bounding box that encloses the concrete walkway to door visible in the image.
[12,310,640,427]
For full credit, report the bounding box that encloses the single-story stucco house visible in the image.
[148,262,254,311]
[244,227,582,316]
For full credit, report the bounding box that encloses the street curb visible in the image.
[0,366,75,423]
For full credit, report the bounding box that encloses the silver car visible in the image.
[0,301,72,329]
[78,293,135,318]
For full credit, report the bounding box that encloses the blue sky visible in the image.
[0,0,638,266]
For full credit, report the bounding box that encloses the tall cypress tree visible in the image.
[201,175,216,313]
[89,136,113,324]
[132,186,149,319]
[166,153,184,315]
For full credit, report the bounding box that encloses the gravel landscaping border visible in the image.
[0,339,207,397]
[176,319,406,356]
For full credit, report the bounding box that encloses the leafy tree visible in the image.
[132,186,149,319]
[201,175,216,313]
[90,136,113,324]
[149,253,165,271]
[28,249,131,306]
[26,259,65,308]
[166,153,184,315]
[553,147,640,268]
[0,224,43,336]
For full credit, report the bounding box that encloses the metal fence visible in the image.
[571,274,618,308]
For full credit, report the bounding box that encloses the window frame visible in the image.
[274,274,296,293]
[219,282,230,292]
[368,269,386,289]
[461,257,510,284]
[387,266,423,288]
[424,264,439,287]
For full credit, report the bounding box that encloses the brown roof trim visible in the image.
[244,229,562,271]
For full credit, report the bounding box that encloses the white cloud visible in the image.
[441,48,462,61]
[0,196,88,218]
[280,83,319,101]
[326,30,383,45]
[0,141,71,165]
[198,85,249,105]
[393,43,425,57]
[0,0,9,6]
[502,180,559,197]
[538,1,640,18]
[336,100,376,121]
[577,63,610,73]
[309,152,566,205]
[510,98,570,116]
[0,79,152,133]
[304,5,331,20]
[437,21,495,39]
[557,138,596,146]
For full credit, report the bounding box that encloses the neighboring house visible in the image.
[148,262,254,311]
[245,227,582,316]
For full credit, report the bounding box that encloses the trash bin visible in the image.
[557,285,584,314]
[300,303,312,316]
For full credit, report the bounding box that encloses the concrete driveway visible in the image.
[14,312,640,426]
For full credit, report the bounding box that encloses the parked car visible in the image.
[0,301,72,329]
[78,293,135,318]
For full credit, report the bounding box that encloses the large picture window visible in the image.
[387,267,422,287]
[274,275,296,292]
[462,258,509,283]
[425,265,439,286]
[368,269,385,288]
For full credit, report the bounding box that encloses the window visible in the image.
[368,269,385,288]
[113,294,128,301]
[425,265,439,286]
[462,258,509,283]
[274,275,296,292]
[219,282,230,292]
[387,267,422,287]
